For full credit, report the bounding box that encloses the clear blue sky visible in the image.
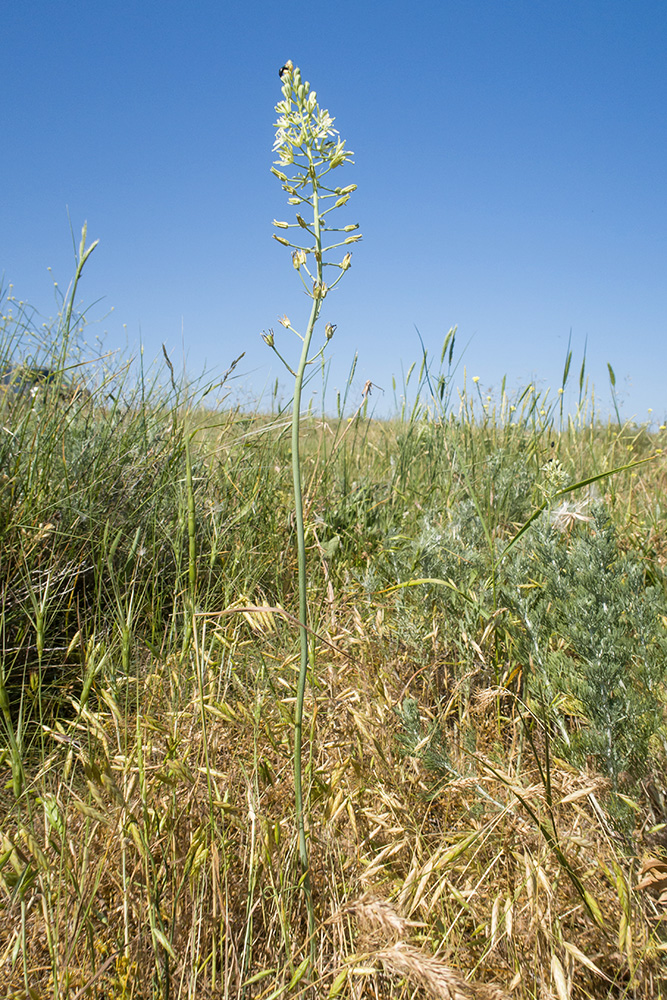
[3,0,666,420]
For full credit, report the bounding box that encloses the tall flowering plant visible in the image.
[264,59,361,944]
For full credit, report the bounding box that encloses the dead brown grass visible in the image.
[1,607,666,998]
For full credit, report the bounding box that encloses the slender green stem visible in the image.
[292,158,322,947]
[63,224,98,348]
[185,433,197,604]
[270,62,360,973]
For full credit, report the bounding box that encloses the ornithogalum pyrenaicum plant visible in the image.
[264,58,361,948]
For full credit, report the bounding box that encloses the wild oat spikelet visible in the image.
[346,894,420,943]
[344,896,509,1000]
[375,941,509,1000]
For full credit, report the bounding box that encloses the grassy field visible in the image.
[1,287,667,999]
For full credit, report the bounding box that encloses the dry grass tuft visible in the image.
[346,894,421,944]
[344,895,509,999]
[1,616,666,998]
[374,942,508,1000]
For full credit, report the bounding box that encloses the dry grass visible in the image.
[1,602,665,999]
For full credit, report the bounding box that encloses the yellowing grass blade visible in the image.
[551,953,570,1000]
[559,785,599,804]
[563,940,611,982]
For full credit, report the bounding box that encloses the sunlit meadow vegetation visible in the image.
[1,261,667,999]
[2,66,667,999]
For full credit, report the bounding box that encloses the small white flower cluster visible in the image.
[273,102,336,158]
[272,62,352,169]
[540,457,569,494]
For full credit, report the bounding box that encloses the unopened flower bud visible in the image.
[292,249,307,269]
[270,166,288,182]
[344,234,362,244]
[262,330,275,347]
[325,323,337,341]
[334,195,350,208]
[272,234,290,246]
[273,219,289,229]
[296,214,308,228]
[343,224,359,232]
[340,253,352,270]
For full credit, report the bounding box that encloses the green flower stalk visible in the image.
[265,58,361,941]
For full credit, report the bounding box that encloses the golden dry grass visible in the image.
[1,602,665,999]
